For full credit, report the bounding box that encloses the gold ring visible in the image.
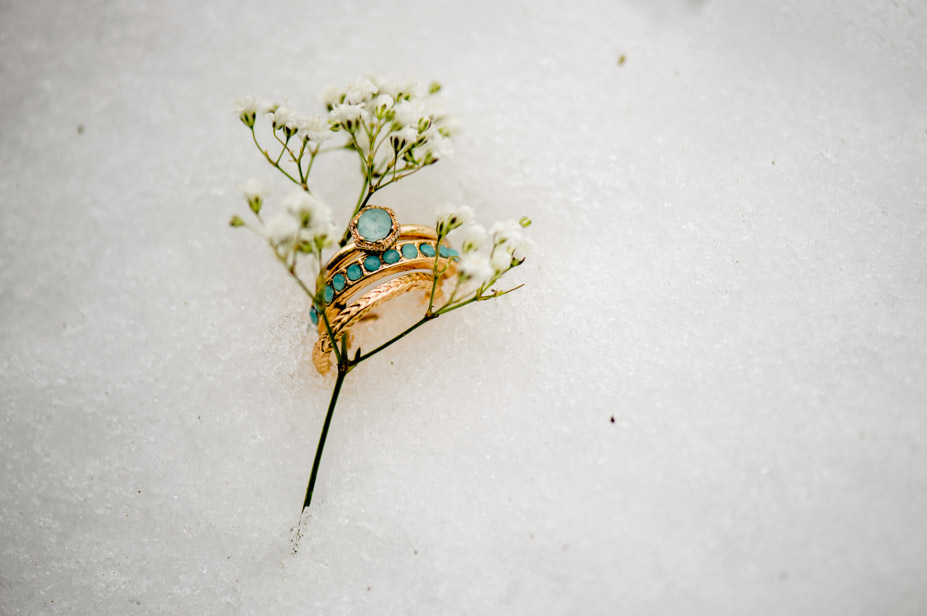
[310,208,457,374]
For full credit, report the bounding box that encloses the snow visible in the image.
[1,0,925,613]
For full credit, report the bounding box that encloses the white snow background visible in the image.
[1,0,925,614]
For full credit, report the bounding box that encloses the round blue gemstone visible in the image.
[323,285,334,303]
[439,245,450,258]
[346,263,363,281]
[309,307,319,325]
[401,243,418,259]
[356,207,392,241]
[364,255,381,271]
[332,273,346,292]
[383,249,400,264]
[420,243,435,257]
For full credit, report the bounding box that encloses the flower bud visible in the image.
[229,215,245,227]
[519,216,532,228]
[374,94,394,118]
[435,205,474,236]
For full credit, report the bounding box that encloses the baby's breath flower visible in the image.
[303,217,337,249]
[284,191,331,232]
[370,76,398,98]
[329,103,368,132]
[461,223,488,253]
[511,235,536,263]
[393,99,428,130]
[273,105,299,136]
[490,245,514,273]
[321,85,344,110]
[344,77,378,105]
[256,99,275,115]
[490,220,524,246]
[239,177,264,200]
[235,96,259,127]
[374,94,394,118]
[294,113,332,143]
[235,95,258,115]
[389,126,419,152]
[435,205,474,235]
[377,77,427,101]
[239,178,265,214]
[419,131,453,161]
[457,252,492,283]
[265,212,300,249]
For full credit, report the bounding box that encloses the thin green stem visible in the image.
[317,302,343,366]
[295,139,308,183]
[302,361,347,512]
[303,144,319,181]
[273,133,289,165]
[425,232,447,316]
[351,315,435,365]
[349,282,525,365]
[251,126,302,187]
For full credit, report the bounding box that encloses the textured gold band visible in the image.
[312,272,437,374]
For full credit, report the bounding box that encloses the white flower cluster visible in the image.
[321,75,455,165]
[435,206,535,294]
[232,180,336,260]
[268,191,337,253]
[237,77,455,164]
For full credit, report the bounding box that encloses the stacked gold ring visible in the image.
[311,214,457,375]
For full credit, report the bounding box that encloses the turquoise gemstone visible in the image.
[309,307,319,325]
[323,285,334,303]
[347,263,363,281]
[439,245,450,258]
[356,208,392,241]
[383,249,400,264]
[332,273,346,292]
[364,255,381,271]
[420,243,435,257]
[401,243,418,259]
[447,248,458,258]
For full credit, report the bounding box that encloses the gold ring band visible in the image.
[310,223,457,374]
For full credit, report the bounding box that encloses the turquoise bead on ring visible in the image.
[363,255,381,272]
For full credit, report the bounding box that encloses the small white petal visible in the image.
[458,252,493,283]
[238,178,264,200]
[264,213,300,247]
[461,223,488,253]
[490,247,513,273]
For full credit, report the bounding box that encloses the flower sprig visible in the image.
[229,76,533,532]
[235,76,455,247]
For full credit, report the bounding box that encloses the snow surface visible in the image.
[1,0,926,614]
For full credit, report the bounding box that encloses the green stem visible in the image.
[351,314,435,364]
[302,362,347,512]
[297,281,524,522]
[252,126,302,187]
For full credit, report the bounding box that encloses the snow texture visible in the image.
[1,0,925,614]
